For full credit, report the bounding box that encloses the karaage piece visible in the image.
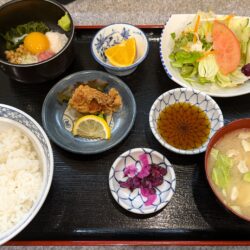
[69,84,122,114]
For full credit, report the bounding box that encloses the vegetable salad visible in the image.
[169,11,250,88]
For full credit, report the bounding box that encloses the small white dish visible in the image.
[160,14,250,97]
[149,88,224,155]
[91,23,149,76]
[109,148,176,214]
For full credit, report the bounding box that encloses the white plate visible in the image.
[109,148,176,214]
[160,14,250,97]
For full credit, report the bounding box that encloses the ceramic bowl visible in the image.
[91,23,149,76]
[205,118,250,222]
[109,148,176,214]
[160,14,250,97]
[42,70,136,154]
[0,0,74,83]
[0,104,53,245]
[149,88,224,155]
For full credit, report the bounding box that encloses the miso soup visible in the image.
[207,128,250,218]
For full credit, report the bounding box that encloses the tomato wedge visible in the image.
[212,20,241,75]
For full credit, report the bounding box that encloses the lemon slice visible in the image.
[73,115,111,139]
[104,37,136,67]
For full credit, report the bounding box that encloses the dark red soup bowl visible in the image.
[0,0,74,83]
[205,118,250,222]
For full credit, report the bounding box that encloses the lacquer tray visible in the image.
[3,27,250,246]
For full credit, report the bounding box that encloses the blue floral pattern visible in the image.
[109,148,176,214]
[94,25,143,62]
[149,88,224,155]
[120,27,130,39]
[94,28,130,62]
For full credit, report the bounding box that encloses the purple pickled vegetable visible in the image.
[119,153,168,206]
[137,163,151,179]
[124,164,137,177]
[132,176,141,189]
[241,63,250,76]
[141,179,153,189]
[145,194,157,206]
[119,176,141,191]
[139,153,149,167]
[119,177,134,190]
[148,176,164,187]
[141,187,156,197]
[137,154,151,178]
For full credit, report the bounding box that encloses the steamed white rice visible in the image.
[0,128,42,234]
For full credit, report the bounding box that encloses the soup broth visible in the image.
[207,128,250,217]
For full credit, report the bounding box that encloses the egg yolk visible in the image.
[24,32,49,54]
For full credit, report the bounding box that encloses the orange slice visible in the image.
[104,38,136,67]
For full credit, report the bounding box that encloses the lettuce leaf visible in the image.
[230,67,249,84]
[198,54,219,79]
[216,67,249,88]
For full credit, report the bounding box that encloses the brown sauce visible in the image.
[157,102,211,150]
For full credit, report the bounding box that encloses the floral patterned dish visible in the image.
[109,148,176,214]
[149,88,224,155]
[91,23,149,76]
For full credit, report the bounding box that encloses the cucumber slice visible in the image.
[229,17,249,39]
[243,172,250,182]
[229,17,249,31]
[246,40,250,64]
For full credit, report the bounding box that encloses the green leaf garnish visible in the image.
[2,21,49,50]
[171,32,176,40]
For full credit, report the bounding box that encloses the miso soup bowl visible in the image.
[0,0,74,83]
[205,118,250,222]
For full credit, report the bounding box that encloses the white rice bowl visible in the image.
[0,127,43,233]
[0,106,53,246]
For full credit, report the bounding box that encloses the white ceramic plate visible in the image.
[160,14,250,97]
[109,148,176,214]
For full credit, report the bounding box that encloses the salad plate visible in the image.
[42,70,136,154]
[160,14,250,97]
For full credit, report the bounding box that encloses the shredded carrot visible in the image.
[224,14,234,22]
[224,14,235,26]
[197,50,215,62]
[194,15,201,32]
[193,15,201,43]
